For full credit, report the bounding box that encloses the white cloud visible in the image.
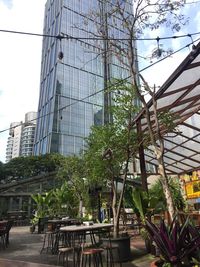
[139,1,200,94]
[194,10,200,31]
[0,0,46,162]
[0,0,13,9]
[142,48,189,89]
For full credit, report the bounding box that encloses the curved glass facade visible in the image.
[34,0,133,156]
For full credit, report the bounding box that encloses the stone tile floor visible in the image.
[0,226,156,266]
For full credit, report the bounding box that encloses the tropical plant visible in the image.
[84,81,140,237]
[57,155,88,218]
[31,191,53,223]
[52,181,79,218]
[126,187,159,253]
[145,217,200,266]
[149,178,186,213]
[31,181,80,222]
[130,187,162,220]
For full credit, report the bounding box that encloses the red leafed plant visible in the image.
[145,217,200,266]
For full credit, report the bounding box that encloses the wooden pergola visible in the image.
[134,41,200,187]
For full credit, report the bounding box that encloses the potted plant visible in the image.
[83,82,141,261]
[29,217,36,233]
[145,217,200,266]
[129,187,156,253]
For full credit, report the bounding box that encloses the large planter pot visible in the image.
[150,260,195,267]
[150,260,157,267]
[150,260,162,267]
[101,235,131,262]
[150,260,170,267]
[30,225,35,234]
[145,237,153,253]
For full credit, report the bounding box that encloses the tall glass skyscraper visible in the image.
[34,0,135,156]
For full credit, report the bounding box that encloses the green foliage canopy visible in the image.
[84,81,140,188]
[1,153,65,181]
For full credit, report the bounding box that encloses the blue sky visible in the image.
[0,0,13,9]
[0,0,200,163]
[140,1,200,87]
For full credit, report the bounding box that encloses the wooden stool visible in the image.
[40,231,56,254]
[0,231,6,249]
[80,248,104,267]
[57,246,74,266]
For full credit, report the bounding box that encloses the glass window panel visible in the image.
[191,154,200,161]
[163,140,177,150]
[165,152,184,161]
[149,159,159,166]
[181,159,200,168]
[171,101,194,113]
[172,162,193,170]
[186,141,200,151]
[167,66,200,92]
[192,54,200,64]
[171,147,194,157]
[167,165,189,173]
[182,125,198,138]
[144,155,154,162]
[163,157,176,165]
[185,114,200,129]
[182,85,200,100]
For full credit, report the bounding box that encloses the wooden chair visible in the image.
[0,223,7,249]
[4,220,13,247]
[57,246,74,266]
[56,230,86,267]
[40,229,58,254]
[0,220,13,248]
[80,247,104,267]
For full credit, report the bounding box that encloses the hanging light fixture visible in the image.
[156,37,162,57]
[58,51,64,60]
[57,34,64,60]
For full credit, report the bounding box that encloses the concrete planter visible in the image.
[150,260,165,267]
[150,260,195,267]
[101,235,131,262]
[150,260,160,267]
[30,225,35,233]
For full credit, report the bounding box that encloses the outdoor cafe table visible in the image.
[59,223,113,247]
[47,218,78,231]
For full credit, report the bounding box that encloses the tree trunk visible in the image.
[159,173,176,221]
[79,198,83,218]
[112,181,119,238]
[130,69,176,222]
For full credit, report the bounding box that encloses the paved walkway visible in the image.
[0,226,155,266]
